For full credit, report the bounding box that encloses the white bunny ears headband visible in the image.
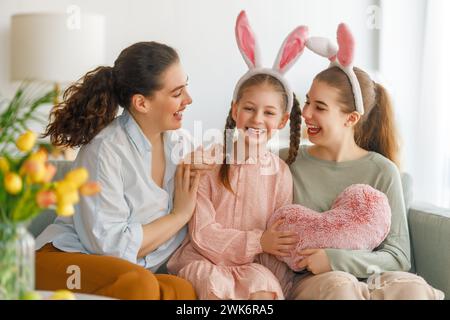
[233,12,364,115]
[306,23,364,115]
[232,11,308,112]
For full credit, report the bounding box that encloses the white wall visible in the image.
[0,0,379,139]
[379,0,427,174]
[381,0,450,207]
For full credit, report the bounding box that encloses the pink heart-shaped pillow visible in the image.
[268,184,391,271]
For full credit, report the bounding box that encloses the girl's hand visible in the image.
[190,163,215,173]
[260,219,297,257]
[172,163,201,222]
[185,146,217,176]
[297,249,332,274]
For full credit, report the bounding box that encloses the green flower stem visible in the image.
[11,183,32,222]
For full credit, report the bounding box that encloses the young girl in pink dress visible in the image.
[167,11,307,299]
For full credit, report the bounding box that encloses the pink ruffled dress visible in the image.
[167,151,294,300]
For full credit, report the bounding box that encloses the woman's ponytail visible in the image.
[44,42,179,148]
[44,66,118,148]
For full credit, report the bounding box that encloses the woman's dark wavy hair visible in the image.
[44,42,179,147]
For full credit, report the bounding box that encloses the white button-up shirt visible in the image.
[36,109,188,272]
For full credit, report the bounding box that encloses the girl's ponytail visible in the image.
[44,66,118,148]
[355,82,400,167]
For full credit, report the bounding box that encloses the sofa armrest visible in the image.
[408,203,450,299]
[28,209,57,238]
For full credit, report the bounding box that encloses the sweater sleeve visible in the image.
[189,173,264,266]
[325,164,411,278]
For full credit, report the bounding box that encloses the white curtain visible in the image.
[380,0,450,208]
[413,0,450,208]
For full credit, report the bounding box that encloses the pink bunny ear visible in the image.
[336,23,355,67]
[274,26,308,73]
[235,11,260,68]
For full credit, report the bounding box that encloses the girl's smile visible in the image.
[302,80,350,146]
[305,121,321,137]
[232,84,288,147]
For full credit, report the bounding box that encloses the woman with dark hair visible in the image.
[35,42,199,300]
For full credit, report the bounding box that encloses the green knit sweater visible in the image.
[280,145,411,278]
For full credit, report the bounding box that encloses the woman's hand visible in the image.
[185,146,217,176]
[297,249,332,274]
[260,219,297,257]
[172,163,201,222]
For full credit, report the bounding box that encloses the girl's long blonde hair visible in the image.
[315,66,400,167]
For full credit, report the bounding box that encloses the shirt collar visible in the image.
[120,109,152,156]
[119,109,183,158]
[243,150,271,165]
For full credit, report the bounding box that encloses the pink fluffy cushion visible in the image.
[268,184,391,271]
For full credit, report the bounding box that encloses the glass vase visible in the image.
[0,223,35,300]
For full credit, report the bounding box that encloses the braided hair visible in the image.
[219,74,301,192]
[285,93,301,165]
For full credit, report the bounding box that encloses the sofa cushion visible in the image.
[268,184,392,271]
[408,204,450,299]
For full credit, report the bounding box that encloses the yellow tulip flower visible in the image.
[4,172,23,195]
[42,163,57,183]
[49,290,76,300]
[0,156,9,173]
[57,190,79,206]
[55,180,77,197]
[65,168,89,188]
[28,149,48,163]
[30,165,46,183]
[16,131,37,152]
[79,181,101,196]
[21,159,41,174]
[36,190,57,208]
[21,159,46,183]
[56,203,75,217]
